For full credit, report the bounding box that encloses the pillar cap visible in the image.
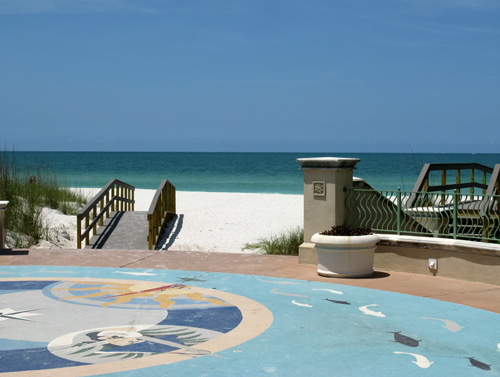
[0,201,8,210]
[297,157,360,170]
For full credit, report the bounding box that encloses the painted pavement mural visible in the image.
[0,275,272,376]
[0,266,500,376]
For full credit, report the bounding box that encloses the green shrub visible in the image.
[0,150,87,248]
[320,225,372,236]
[244,227,304,255]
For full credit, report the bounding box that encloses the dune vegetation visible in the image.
[244,227,304,255]
[0,151,87,248]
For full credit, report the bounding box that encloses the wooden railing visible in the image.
[148,180,176,250]
[76,179,135,249]
[407,163,500,209]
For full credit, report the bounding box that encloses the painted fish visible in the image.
[359,304,386,317]
[177,277,206,282]
[258,279,299,285]
[24,270,76,274]
[467,357,491,370]
[325,298,351,305]
[421,317,464,332]
[292,300,312,308]
[114,271,157,276]
[393,352,434,369]
[388,331,421,347]
[270,288,307,297]
[313,288,343,295]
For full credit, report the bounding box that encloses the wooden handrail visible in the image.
[76,179,135,249]
[147,179,176,250]
[485,164,500,196]
[407,163,497,208]
[479,164,500,218]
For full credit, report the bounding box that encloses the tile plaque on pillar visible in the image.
[313,181,326,197]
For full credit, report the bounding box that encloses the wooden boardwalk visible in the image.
[77,179,176,250]
[85,211,150,250]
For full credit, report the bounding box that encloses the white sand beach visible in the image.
[32,189,303,253]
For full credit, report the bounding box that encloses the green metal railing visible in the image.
[345,187,500,242]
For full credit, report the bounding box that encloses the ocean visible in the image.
[9,152,500,194]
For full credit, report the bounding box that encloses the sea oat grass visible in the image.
[0,150,87,248]
[244,227,304,255]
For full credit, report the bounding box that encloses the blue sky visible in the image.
[1,0,499,153]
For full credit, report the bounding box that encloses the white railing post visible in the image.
[296,157,360,265]
[0,201,9,249]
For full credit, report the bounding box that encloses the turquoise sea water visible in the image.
[10,152,500,194]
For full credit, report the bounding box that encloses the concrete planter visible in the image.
[311,233,380,278]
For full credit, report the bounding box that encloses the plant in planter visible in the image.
[311,225,380,278]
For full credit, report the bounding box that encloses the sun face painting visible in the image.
[0,278,273,376]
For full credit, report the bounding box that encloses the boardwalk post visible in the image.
[106,192,110,218]
[120,186,124,211]
[132,189,135,211]
[77,214,82,249]
[111,186,115,212]
[99,198,104,226]
[93,206,97,235]
[85,215,90,245]
[296,157,360,265]
[0,201,9,249]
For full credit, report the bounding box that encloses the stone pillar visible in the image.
[296,157,360,265]
[0,201,8,250]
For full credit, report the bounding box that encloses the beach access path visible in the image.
[74,189,304,253]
